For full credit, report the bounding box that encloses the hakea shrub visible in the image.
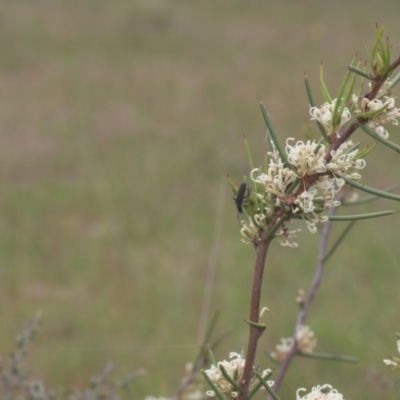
[202,26,400,400]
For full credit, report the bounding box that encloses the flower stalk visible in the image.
[238,239,270,400]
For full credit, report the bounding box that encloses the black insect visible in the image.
[234,183,248,214]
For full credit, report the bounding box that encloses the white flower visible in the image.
[240,210,269,244]
[204,352,245,398]
[353,92,400,138]
[296,385,344,400]
[310,100,351,135]
[296,325,317,353]
[383,339,400,370]
[204,353,272,398]
[246,139,366,247]
[383,359,398,367]
[271,337,294,362]
[326,141,366,177]
[272,326,317,362]
[285,139,327,177]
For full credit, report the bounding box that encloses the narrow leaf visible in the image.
[248,370,273,400]
[344,141,361,154]
[263,216,287,243]
[209,328,233,351]
[357,123,400,153]
[259,101,293,170]
[304,73,316,106]
[208,349,217,367]
[253,370,281,400]
[227,175,238,194]
[192,311,220,368]
[356,102,389,119]
[332,67,352,126]
[388,71,400,90]
[371,26,385,64]
[244,319,266,329]
[305,74,330,143]
[341,175,400,201]
[265,152,269,174]
[243,135,255,171]
[286,178,299,194]
[320,63,332,103]
[299,352,358,363]
[342,185,398,206]
[348,65,370,79]
[342,71,357,111]
[201,371,226,400]
[218,364,244,394]
[385,36,391,73]
[327,210,394,221]
[323,221,356,262]
[354,142,376,160]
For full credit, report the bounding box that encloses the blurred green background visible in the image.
[1,0,400,399]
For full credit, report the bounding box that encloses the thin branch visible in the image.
[238,239,270,400]
[273,206,337,392]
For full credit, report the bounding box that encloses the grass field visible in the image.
[1,1,400,399]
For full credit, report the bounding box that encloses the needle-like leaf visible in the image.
[201,370,226,400]
[340,175,400,201]
[259,101,293,170]
[327,210,394,221]
[357,123,400,153]
[323,221,356,262]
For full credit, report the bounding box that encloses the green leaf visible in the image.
[341,73,357,114]
[243,135,255,171]
[253,370,281,400]
[370,26,385,65]
[248,370,273,400]
[340,175,400,201]
[332,67,352,126]
[201,370,226,400]
[191,311,220,369]
[327,210,394,221]
[323,221,356,262]
[388,71,400,90]
[218,364,244,394]
[304,73,316,106]
[354,142,376,160]
[385,35,391,73]
[356,102,389,119]
[265,152,270,174]
[263,216,287,243]
[304,74,329,143]
[342,185,398,206]
[348,65,370,80]
[286,178,299,194]
[227,175,239,194]
[344,141,361,154]
[320,63,332,103]
[299,352,358,363]
[259,101,294,170]
[357,123,400,153]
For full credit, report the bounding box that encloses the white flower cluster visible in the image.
[297,385,344,400]
[271,325,317,362]
[204,352,272,398]
[239,83,400,246]
[352,80,400,139]
[310,99,351,136]
[240,138,365,246]
[383,339,400,370]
